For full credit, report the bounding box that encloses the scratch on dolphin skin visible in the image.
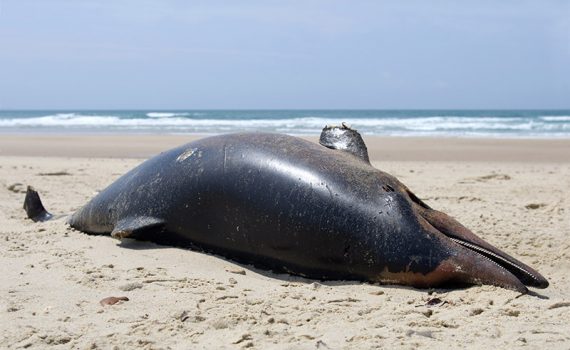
[324,184,334,200]
[177,148,197,162]
[223,144,228,174]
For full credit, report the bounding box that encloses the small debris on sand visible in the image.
[225,266,246,275]
[99,296,129,306]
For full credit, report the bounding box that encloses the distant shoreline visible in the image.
[1,134,569,163]
[1,130,570,140]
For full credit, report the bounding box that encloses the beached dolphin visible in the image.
[24,125,548,293]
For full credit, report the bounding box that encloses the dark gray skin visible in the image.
[26,126,548,292]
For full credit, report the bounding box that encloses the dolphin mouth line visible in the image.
[449,236,542,287]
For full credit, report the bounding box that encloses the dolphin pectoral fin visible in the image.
[111,216,165,240]
[319,124,370,163]
[24,186,53,222]
[417,206,549,289]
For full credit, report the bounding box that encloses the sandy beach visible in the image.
[1,135,569,349]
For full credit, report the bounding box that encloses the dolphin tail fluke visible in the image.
[24,186,53,222]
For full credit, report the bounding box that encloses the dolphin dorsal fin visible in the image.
[111,216,165,239]
[319,124,370,163]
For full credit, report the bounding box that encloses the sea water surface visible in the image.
[0,110,569,138]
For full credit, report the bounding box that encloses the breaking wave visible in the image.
[0,111,568,137]
[146,112,191,118]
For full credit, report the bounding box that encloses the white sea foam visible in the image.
[0,112,568,137]
[540,116,570,121]
[146,112,190,118]
[0,114,121,127]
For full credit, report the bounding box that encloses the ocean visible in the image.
[0,110,569,138]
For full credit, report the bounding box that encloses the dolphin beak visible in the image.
[415,204,549,293]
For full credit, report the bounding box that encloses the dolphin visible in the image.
[24,125,549,293]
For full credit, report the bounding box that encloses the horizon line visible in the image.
[2,108,570,112]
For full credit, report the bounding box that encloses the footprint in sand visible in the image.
[7,183,26,193]
[525,203,547,210]
[37,171,71,176]
[459,173,512,184]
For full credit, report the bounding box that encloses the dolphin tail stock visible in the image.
[23,186,54,222]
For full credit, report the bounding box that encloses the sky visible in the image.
[0,1,568,109]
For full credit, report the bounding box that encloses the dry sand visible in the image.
[1,135,569,349]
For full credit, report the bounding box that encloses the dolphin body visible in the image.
[25,126,548,292]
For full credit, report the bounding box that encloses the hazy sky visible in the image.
[0,1,568,109]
